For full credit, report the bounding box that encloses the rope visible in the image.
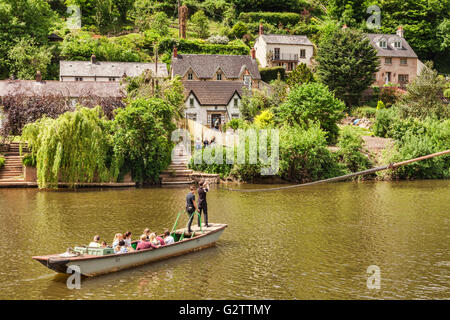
[222,149,450,193]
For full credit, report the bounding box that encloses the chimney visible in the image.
[91,54,96,64]
[259,22,264,36]
[173,45,178,58]
[36,70,42,82]
[342,24,348,29]
[396,26,404,38]
[250,47,256,59]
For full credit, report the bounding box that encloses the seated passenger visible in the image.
[149,233,161,247]
[143,228,151,240]
[101,241,108,248]
[156,234,165,246]
[136,234,157,250]
[112,233,123,249]
[115,240,128,254]
[124,231,132,247]
[163,230,174,245]
[88,235,101,247]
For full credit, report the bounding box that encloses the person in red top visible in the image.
[136,234,158,250]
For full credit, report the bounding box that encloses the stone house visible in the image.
[171,49,262,127]
[60,55,168,82]
[367,27,423,87]
[253,23,314,71]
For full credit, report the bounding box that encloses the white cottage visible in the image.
[254,23,314,71]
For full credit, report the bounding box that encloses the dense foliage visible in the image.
[336,126,372,173]
[317,28,380,107]
[259,67,286,83]
[277,82,346,143]
[21,106,115,188]
[0,154,5,169]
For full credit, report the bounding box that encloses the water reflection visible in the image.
[0,180,448,299]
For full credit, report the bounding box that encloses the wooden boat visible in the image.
[32,223,227,277]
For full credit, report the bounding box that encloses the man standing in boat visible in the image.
[197,180,210,228]
[186,185,198,233]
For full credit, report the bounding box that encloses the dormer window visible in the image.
[187,73,193,80]
[379,39,387,48]
[394,41,402,49]
[216,73,222,80]
[244,75,251,89]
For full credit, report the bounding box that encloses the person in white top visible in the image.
[123,231,132,247]
[88,235,101,247]
[163,230,174,245]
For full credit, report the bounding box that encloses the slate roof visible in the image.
[367,34,418,58]
[172,54,261,80]
[0,80,124,98]
[258,34,313,46]
[183,81,246,106]
[60,61,168,78]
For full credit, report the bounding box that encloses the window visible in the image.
[216,73,222,80]
[187,113,197,121]
[274,48,280,60]
[75,77,83,81]
[243,75,251,89]
[299,49,306,59]
[400,58,407,65]
[231,113,240,119]
[379,40,387,48]
[385,58,392,65]
[109,77,116,82]
[187,73,193,80]
[398,74,409,83]
[233,98,239,108]
[189,97,194,107]
[394,41,402,49]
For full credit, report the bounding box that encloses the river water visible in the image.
[0,180,448,300]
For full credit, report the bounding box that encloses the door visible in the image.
[385,72,391,84]
[211,114,222,129]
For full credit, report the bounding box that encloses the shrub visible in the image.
[191,10,210,39]
[223,118,247,131]
[277,82,346,143]
[238,12,301,26]
[0,155,5,169]
[189,146,233,179]
[254,110,275,128]
[230,21,248,39]
[376,100,385,110]
[279,124,344,182]
[207,35,229,44]
[336,126,372,173]
[157,38,249,57]
[259,67,286,83]
[22,153,36,167]
[286,63,314,87]
[353,106,377,119]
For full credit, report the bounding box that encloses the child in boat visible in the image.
[149,233,161,247]
[143,228,151,240]
[88,235,101,247]
[164,230,174,245]
[101,241,108,248]
[115,240,128,254]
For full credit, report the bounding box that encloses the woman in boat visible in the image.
[124,231,132,247]
[149,233,161,247]
[136,234,157,250]
[112,233,123,249]
[143,228,151,240]
[164,230,174,245]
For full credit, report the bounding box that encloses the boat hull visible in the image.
[33,224,227,277]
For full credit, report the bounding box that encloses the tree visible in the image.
[112,98,176,184]
[0,0,57,78]
[191,10,210,39]
[399,61,448,119]
[8,38,53,80]
[277,82,346,143]
[286,63,314,87]
[114,0,133,23]
[317,28,380,107]
[230,21,248,39]
[151,12,169,36]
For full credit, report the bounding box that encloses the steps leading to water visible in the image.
[160,145,193,185]
[0,142,25,181]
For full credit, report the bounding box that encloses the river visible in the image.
[0,180,448,300]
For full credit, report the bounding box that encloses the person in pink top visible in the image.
[136,234,158,250]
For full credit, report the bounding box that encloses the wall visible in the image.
[374,57,418,86]
[255,38,314,68]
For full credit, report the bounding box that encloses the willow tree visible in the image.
[21,106,116,189]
